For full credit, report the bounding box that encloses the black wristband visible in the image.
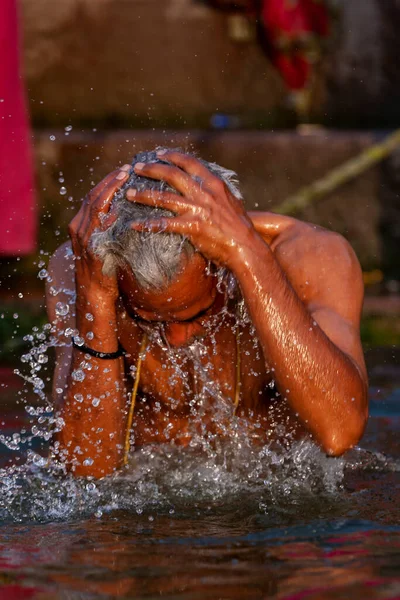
[72,337,125,359]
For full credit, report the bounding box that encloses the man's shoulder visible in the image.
[271,217,363,309]
[274,218,358,273]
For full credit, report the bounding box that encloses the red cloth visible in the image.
[0,585,42,600]
[261,0,330,90]
[0,0,36,256]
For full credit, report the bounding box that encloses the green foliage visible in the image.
[0,304,47,364]
[360,315,400,348]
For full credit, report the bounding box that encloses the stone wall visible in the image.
[325,0,400,126]
[20,0,400,127]
[20,0,285,128]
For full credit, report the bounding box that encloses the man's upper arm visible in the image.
[46,242,76,401]
[274,228,367,381]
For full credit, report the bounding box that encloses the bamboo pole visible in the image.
[276,129,400,216]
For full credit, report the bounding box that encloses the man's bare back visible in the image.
[46,151,368,478]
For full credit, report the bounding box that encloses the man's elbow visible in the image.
[320,408,369,457]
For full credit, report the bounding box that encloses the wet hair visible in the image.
[91,148,242,291]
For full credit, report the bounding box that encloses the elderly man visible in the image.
[47,149,368,478]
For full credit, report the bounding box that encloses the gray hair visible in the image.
[91,148,242,290]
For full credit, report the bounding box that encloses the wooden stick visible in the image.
[276,129,400,215]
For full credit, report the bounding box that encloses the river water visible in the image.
[0,349,399,599]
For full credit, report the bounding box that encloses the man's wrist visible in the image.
[72,337,124,359]
[76,285,117,315]
[228,228,272,277]
[75,295,119,353]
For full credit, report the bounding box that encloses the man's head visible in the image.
[91,148,242,320]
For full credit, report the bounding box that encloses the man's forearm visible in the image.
[57,295,127,477]
[230,233,367,455]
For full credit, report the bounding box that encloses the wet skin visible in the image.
[47,152,368,478]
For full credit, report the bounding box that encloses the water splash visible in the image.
[1,296,348,523]
[1,259,397,524]
[0,438,346,523]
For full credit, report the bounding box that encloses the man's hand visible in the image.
[125,151,260,269]
[68,166,130,302]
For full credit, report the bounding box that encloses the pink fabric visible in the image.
[0,0,36,256]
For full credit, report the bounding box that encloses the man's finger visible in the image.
[133,162,202,199]
[126,189,193,214]
[91,169,129,215]
[99,210,118,231]
[156,151,228,196]
[130,217,187,235]
[156,150,213,183]
[87,169,123,204]
[83,169,129,241]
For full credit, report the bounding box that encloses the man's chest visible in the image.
[118,310,274,416]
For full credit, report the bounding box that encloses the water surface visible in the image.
[0,350,399,599]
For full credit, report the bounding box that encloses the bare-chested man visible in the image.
[46,149,368,478]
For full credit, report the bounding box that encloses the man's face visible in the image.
[118,253,218,323]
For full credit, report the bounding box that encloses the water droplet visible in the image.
[38,269,48,280]
[71,369,85,382]
[49,135,56,141]
[49,286,59,296]
[65,125,72,132]
[74,336,84,347]
[86,331,94,341]
[32,377,44,390]
[54,417,65,431]
[59,187,67,196]
[18,292,23,298]
[85,313,94,321]
[83,458,93,466]
[55,302,70,317]
[32,454,47,467]
[74,393,84,403]
[92,398,100,407]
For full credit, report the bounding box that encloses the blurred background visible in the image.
[1,0,400,371]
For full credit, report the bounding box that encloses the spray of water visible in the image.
[1,252,397,524]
